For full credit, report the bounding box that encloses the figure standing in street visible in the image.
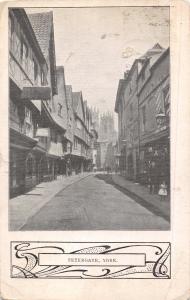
[158,181,167,201]
[149,160,158,194]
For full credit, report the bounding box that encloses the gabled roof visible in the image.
[10,9,47,66]
[115,78,127,113]
[139,43,165,68]
[72,92,81,113]
[28,12,53,58]
[140,43,164,59]
[72,91,85,123]
[28,11,58,95]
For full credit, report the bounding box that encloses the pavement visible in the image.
[14,173,170,231]
[111,173,170,222]
[9,172,91,231]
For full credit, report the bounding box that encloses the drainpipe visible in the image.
[136,67,140,183]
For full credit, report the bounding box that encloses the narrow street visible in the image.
[21,174,169,231]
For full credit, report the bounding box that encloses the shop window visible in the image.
[10,152,17,188]
[26,154,36,178]
[10,98,18,120]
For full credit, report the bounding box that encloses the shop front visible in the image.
[119,145,126,176]
[139,129,170,188]
[10,128,38,198]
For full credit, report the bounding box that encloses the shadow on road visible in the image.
[95,174,170,223]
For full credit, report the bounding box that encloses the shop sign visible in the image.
[36,128,50,137]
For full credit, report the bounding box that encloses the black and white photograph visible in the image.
[9,6,170,231]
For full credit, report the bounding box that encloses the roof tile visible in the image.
[27,12,53,57]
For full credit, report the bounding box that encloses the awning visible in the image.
[21,86,51,101]
[140,127,169,146]
[10,128,37,149]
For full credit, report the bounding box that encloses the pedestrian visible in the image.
[149,161,157,194]
[158,181,167,201]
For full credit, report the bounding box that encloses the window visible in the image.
[41,70,45,86]
[25,123,32,137]
[129,81,132,95]
[26,154,36,177]
[129,103,133,120]
[141,68,145,81]
[25,107,33,137]
[20,37,28,69]
[163,86,170,113]
[58,103,62,116]
[141,106,146,132]
[9,14,14,51]
[77,119,82,129]
[51,129,57,143]
[25,107,32,123]
[46,100,52,112]
[10,152,17,188]
[74,138,78,149]
[33,58,38,81]
[10,98,18,117]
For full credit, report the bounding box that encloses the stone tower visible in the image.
[98,111,117,169]
[90,107,100,133]
[98,111,116,143]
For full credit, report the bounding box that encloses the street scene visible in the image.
[9,7,170,230]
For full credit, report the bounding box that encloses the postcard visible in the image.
[0,0,189,299]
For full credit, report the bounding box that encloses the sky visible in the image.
[26,7,169,127]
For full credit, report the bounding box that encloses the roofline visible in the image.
[137,48,170,96]
[49,13,58,95]
[115,58,141,113]
[10,8,47,68]
[137,57,149,78]
[114,79,126,113]
[150,47,170,70]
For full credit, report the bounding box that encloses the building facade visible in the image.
[9,8,56,197]
[115,44,170,186]
[72,92,93,174]
[9,8,95,198]
[138,46,170,187]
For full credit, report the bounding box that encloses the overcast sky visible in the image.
[26,7,169,126]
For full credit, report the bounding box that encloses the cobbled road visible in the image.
[21,174,169,230]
